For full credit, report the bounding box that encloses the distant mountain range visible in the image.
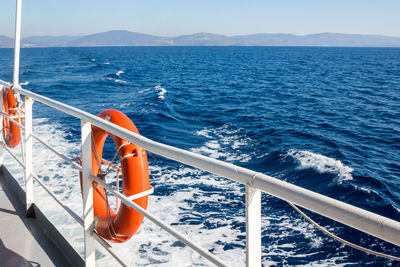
[1,31,400,48]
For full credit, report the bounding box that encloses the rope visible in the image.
[116,168,120,210]
[90,134,129,241]
[288,202,400,261]
[91,133,102,175]
[119,153,136,162]
[17,97,25,164]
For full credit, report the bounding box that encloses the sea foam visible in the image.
[155,85,167,100]
[192,124,252,162]
[286,149,354,181]
[1,120,350,266]
[139,85,167,100]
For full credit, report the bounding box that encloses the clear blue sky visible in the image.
[1,0,400,37]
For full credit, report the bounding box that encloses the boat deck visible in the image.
[0,165,83,266]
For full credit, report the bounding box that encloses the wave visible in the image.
[286,149,353,182]
[138,85,167,101]
[3,119,247,265]
[112,78,128,84]
[104,70,128,84]
[155,85,167,100]
[107,77,128,84]
[192,123,252,162]
[107,164,245,266]
[109,164,335,266]
[1,119,363,266]
[138,88,151,94]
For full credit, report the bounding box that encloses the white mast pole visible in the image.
[13,0,22,87]
[13,0,34,213]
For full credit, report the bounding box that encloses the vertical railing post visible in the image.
[24,96,33,211]
[246,185,261,267]
[81,120,95,266]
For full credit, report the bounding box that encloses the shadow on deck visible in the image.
[0,165,84,266]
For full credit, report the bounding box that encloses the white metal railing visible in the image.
[0,86,129,266]
[0,83,229,266]
[1,79,400,267]
[12,82,400,245]
[1,1,400,265]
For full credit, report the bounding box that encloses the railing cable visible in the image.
[289,202,400,261]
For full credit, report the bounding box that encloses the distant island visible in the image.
[1,31,400,48]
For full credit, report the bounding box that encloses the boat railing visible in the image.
[0,79,400,267]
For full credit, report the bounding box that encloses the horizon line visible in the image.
[2,30,400,39]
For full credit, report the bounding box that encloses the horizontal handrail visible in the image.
[2,140,129,266]
[0,81,11,87]
[4,114,25,119]
[31,171,129,266]
[31,172,83,225]
[2,80,400,267]
[0,81,396,248]
[2,141,25,169]
[3,100,82,171]
[93,233,129,267]
[30,132,82,171]
[1,111,25,129]
[91,174,228,267]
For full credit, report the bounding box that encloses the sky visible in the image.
[1,0,400,38]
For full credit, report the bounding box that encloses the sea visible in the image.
[0,46,399,266]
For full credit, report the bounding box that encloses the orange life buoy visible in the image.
[2,87,22,148]
[86,109,150,243]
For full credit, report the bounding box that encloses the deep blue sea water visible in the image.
[0,46,399,266]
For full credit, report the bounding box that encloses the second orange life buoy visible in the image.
[2,87,22,148]
[85,109,150,243]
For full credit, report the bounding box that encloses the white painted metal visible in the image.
[2,155,130,266]
[2,141,25,168]
[32,172,83,225]
[1,78,400,265]
[13,0,22,87]
[7,84,400,248]
[90,174,228,267]
[3,115,25,119]
[246,186,261,267]
[0,80,11,88]
[2,111,82,172]
[81,120,95,266]
[30,132,82,171]
[126,186,154,201]
[32,170,130,265]
[93,235,130,267]
[1,111,25,129]
[24,97,33,210]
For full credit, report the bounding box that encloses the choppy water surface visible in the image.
[0,46,399,266]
